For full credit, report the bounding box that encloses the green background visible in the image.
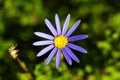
[0,0,120,80]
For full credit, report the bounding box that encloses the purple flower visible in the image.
[33,14,88,68]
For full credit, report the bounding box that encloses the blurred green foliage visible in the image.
[0,0,120,80]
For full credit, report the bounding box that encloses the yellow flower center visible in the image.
[54,35,68,49]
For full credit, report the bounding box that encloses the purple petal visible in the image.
[37,44,54,57]
[34,32,54,40]
[68,34,88,42]
[56,49,61,68]
[62,48,72,65]
[62,14,71,35]
[45,47,57,65]
[67,43,87,54]
[55,14,61,35]
[33,40,53,46]
[44,19,57,36]
[65,20,81,37]
[64,46,80,63]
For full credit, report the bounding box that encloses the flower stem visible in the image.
[16,58,34,80]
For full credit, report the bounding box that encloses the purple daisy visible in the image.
[33,14,88,68]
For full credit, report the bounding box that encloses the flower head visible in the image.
[33,14,88,68]
[9,44,19,59]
